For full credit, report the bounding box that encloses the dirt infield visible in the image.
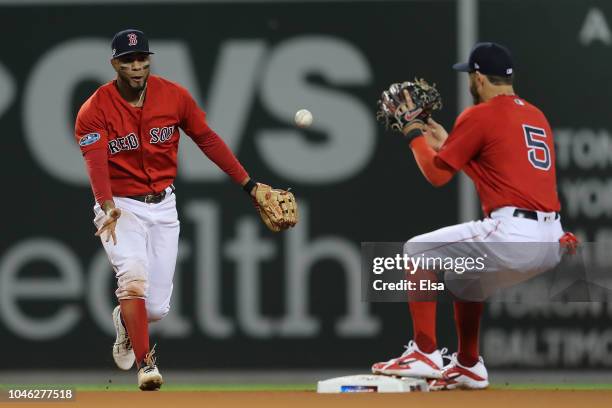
[8,390,608,408]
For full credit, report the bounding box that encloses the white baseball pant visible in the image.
[93,185,179,322]
[404,206,565,300]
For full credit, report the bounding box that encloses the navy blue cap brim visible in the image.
[452,62,471,72]
[113,50,154,58]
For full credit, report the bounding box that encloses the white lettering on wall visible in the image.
[579,8,611,46]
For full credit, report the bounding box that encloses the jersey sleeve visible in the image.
[437,107,487,171]
[75,97,113,204]
[75,98,108,153]
[409,137,456,186]
[178,85,209,137]
[178,87,249,184]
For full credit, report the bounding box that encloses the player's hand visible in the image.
[95,207,122,245]
[424,117,448,151]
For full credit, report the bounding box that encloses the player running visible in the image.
[74,29,296,391]
[372,42,575,390]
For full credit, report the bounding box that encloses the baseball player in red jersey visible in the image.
[372,43,573,389]
[74,29,289,390]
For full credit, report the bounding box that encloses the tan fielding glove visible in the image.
[254,184,298,232]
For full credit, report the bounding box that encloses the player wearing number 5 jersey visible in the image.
[74,29,296,391]
[372,42,575,390]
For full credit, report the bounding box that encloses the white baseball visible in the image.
[294,109,313,128]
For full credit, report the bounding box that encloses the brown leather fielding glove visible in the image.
[254,184,298,232]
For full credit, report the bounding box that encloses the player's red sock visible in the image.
[406,267,438,353]
[409,301,437,353]
[119,299,150,368]
[454,301,484,367]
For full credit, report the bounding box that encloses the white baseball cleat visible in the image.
[138,348,163,391]
[429,353,489,390]
[112,306,135,370]
[371,340,445,379]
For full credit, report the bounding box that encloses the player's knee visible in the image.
[121,280,147,298]
[146,303,170,322]
[115,260,148,299]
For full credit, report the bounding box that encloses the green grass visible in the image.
[3,383,612,392]
[81,383,315,392]
[1,384,315,392]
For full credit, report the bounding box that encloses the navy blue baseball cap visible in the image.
[111,29,154,59]
[453,42,513,77]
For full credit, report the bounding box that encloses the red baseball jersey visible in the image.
[437,95,561,215]
[75,75,247,201]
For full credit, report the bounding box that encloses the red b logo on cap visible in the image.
[127,33,138,46]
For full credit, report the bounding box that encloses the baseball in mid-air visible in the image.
[294,109,313,128]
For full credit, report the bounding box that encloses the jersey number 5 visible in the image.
[523,125,551,171]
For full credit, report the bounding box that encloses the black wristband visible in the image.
[404,128,424,143]
[243,179,257,195]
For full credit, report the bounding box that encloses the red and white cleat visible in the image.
[371,341,445,379]
[429,353,489,390]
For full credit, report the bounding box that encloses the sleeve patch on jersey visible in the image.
[79,132,101,147]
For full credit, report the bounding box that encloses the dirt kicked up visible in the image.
[8,390,611,408]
